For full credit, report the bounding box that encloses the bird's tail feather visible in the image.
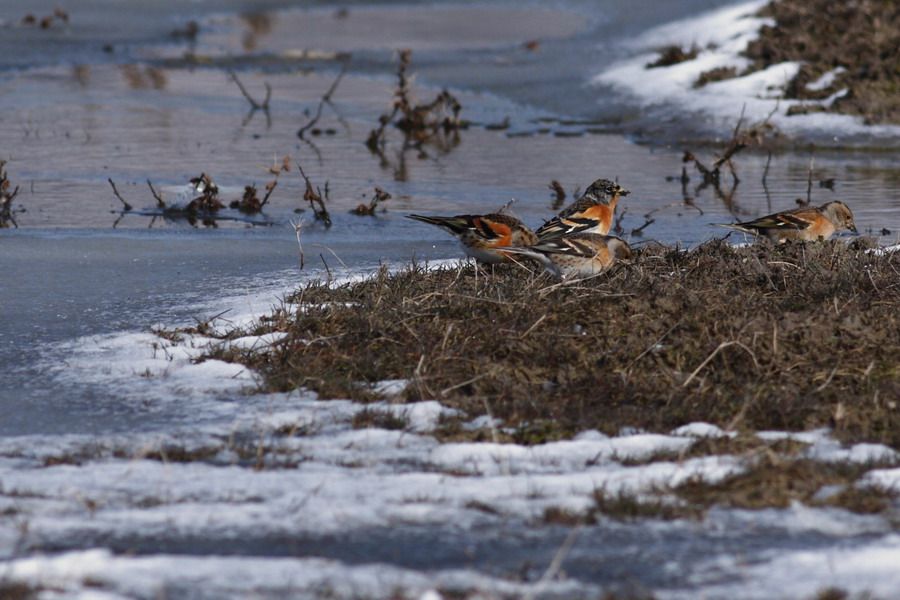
[496,246,560,276]
[405,214,468,235]
[714,223,755,235]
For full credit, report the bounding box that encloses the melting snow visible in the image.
[593,0,900,143]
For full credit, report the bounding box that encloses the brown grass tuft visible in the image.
[204,240,900,448]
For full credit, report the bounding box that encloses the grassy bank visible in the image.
[197,239,900,449]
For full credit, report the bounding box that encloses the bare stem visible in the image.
[108,178,133,211]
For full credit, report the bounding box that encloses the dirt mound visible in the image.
[746,0,900,124]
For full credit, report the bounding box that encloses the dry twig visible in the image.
[297,67,346,139]
[366,49,463,152]
[228,71,271,111]
[290,218,305,269]
[297,163,331,226]
[107,177,132,211]
[351,187,391,216]
[1,160,22,228]
[548,180,566,210]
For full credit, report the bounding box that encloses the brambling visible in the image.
[501,233,632,278]
[535,178,629,239]
[406,212,538,264]
[719,200,857,242]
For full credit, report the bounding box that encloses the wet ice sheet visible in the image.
[191,4,590,56]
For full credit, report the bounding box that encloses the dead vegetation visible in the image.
[547,180,571,211]
[230,181,277,213]
[228,71,271,127]
[0,582,38,600]
[748,0,900,124]
[21,7,69,29]
[350,187,391,216]
[538,431,899,523]
[366,49,465,163]
[670,105,781,218]
[297,68,346,139]
[203,240,900,450]
[109,169,282,227]
[185,173,225,214]
[691,0,900,124]
[0,160,22,228]
[683,106,776,188]
[693,66,737,89]
[647,44,699,69]
[352,408,409,431]
[653,1,900,124]
[577,454,898,523]
[676,456,897,515]
[297,163,331,226]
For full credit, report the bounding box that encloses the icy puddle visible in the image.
[2,262,900,599]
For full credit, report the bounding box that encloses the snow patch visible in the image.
[806,66,846,92]
[372,378,409,398]
[593,0,900,142]
[672,422,733,439]
[868,243,900,256]
[663,534,900,600]
[3,549,596,599]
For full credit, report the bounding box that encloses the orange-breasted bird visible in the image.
[718,200,857,242]
[535,178,629,239]
[406,212,538,264]
[501,233,632,278]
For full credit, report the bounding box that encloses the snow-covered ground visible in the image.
[2,260,900,599]
[593,0,900,145]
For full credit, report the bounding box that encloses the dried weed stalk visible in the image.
[228,70,272,127]
[350,187,391,216]
[22,7,69,29]
[110,171,279,227]
[548,180,566,210]
[230,154,290,213]
[297,163,331,226]
[186,173,225,214]
[297,67,346,139]
[677,105,779,216]
[366,49,464,152]
[0,160,22,228]
[231,181,277,213]
[228,71,271,111]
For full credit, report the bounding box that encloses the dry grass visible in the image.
[675,456,897,514]
[203,239,900,449]
[647,44,700,69]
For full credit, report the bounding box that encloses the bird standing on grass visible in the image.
[718,201,857,242]
[405,212,538,264]
[535,178,629,239]
[501,233,632,279]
